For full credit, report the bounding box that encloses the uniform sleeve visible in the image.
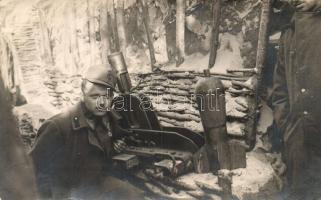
[271,34,290,133]
[29,120,64,198]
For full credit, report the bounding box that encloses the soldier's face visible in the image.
[82,82,114,116]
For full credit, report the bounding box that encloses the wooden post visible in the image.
[100,0,111,64]
[208,0,221,69]
[176,0,185,67]
[115,0,127,54]
[245,0,272,149]
[137,0,156,71]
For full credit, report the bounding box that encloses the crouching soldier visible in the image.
[30,65,144,199]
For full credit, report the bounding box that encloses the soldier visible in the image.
[271,0,321,195]
[29,65,144,199]
[0,78,38,200]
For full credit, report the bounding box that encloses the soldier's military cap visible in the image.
[83,64,117,90]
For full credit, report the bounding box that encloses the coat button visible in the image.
[301,88,306,93]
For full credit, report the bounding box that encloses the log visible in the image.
[167,72,196,79]
[212,76,249,81]
[176,0,185,67]
[160,70,250,78]
[208,0,222,68]
[144,82,192,91]
[227,68,257,74]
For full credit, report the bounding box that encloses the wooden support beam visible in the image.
[245,0,272,149]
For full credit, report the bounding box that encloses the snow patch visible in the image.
[164,32,244,73]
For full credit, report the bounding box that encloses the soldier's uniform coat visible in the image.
[29,102,143,199]
[271,10,321,187]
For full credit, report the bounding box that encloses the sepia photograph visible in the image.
[0,0,320,199]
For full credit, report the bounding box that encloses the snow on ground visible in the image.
[257,102,273,133]
[178,152,281,200]
[162,32,244,73]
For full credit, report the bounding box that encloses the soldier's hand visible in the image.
[113,139,127,153]
[296,0,321,11]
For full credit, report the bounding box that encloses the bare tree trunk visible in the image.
[108,13,118,53]
[38,8,54,66]
[63,5,76,74]
[137,0,156,71]
[87,0,96,66]
[208,0,221,69]
[114,0,127,54]
[100,0,111,64]
[70,0,80,69]
[176,0,185,67]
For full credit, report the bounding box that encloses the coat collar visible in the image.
[70,102,122,131]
